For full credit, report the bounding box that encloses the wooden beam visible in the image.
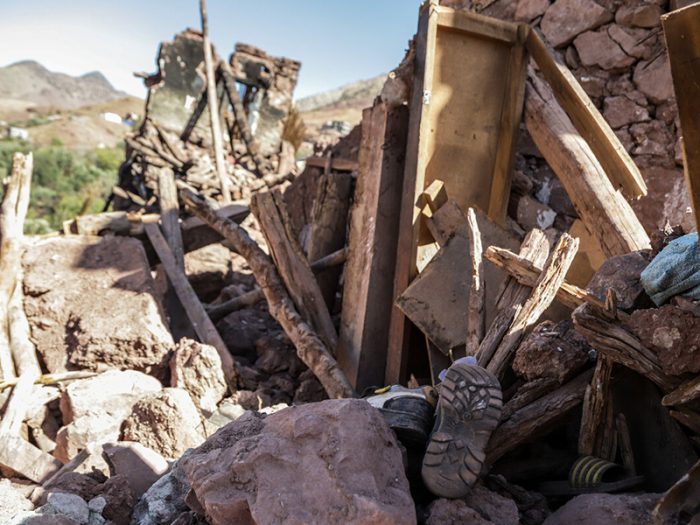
[158,168,185,270]
[578,356,614,457]
[181,187,354,398]
[200,0,231,203]
[663,375,700,407]
[465,208,484,355]
[525,69,650,258]
[526,30,647,198]
[251,191,338,351]
[144,222,237,386]
[339,102,408,390]
[662,4,700,236]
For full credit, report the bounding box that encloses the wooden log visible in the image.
[180,187,354,399]
[485,245,613,315]
[158,168,185,270]
[144,223,237,386]
[578,356,614,457]
[663,4,700,236]
[0,371,97,392]
[487,369,593,464]
[476,229,549,367]
[501,377,559,421]
[8,273,40,376]
[310,246,347,273]
[486,233,580,378]
[200,0,231,203]
[525,69,650,258]
[663,375,700,407]
[465,208,484,355]
[0,372,37,435]
[526,30,646,198]
[251,191,338,351]
[572,303,679,393]
[338,102,409,390]
[307,173,353,309]
[418,179,448,214]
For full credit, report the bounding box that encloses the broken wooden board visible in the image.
[338,102,408,391]
[386,2,528,384]
[662,4,700,236]
[396,206,519,355]
[566,219,607,288]
[526,29,646,199]
[251,190,338,352]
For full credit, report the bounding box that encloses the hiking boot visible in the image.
[365,385,437,449]
[421,360,502,498]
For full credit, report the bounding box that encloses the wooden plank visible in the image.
[578,356,614,457]
[158,168,184,270]
[144,222,237,385]
[486,233,580,378]
[662,375,700,407]
[251,191,338,351]
[525,70,650,258]
[339,102,408,390]
[566,219,607,288]
[662,4,700,235]
[527,30,646,198]
[307,173,353,308]
[397,208,520,355]
[465,208,484,355]
[386,2,527,383]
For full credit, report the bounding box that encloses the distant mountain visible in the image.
[0,60,128,117]
[296,74,387,135]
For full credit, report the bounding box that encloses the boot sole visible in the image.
[421,364,502,498]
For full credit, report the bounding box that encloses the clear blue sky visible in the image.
[0,0,422,99]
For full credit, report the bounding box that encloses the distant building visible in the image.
[8,127,29,140]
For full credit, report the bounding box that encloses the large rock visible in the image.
[464,484,520,525]
[574,29,635,70]
[540,0,611,47]
[615,3,662,28]
[514,0,550,22]
[54,371,162,463]
[512,320,590,384]
[633,54,674,105]
[121,388,205,460]
[543,493,659,524]
[425,499,493,525]
[169,339,227,416]
[22,236,174,375]
[629,305,700,376]
[182,399,415,525]
[130,457,192,525]
[42,492,90,525]
[97,475,136,525]
[587,251,652,311]
[603,96,650,129]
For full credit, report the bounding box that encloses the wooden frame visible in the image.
[386,1,528,384]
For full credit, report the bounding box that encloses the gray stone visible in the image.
[44,492,90,525]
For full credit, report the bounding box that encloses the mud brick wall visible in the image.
[442,0,695,235]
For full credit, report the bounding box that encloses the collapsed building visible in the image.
[1,1,700,524]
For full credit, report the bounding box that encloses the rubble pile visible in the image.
[2,0,700,524]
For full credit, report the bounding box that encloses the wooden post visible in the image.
[200,0,231,203]
[180,187,354,399]
[158,168,185,270]
[525,70,650,258]
[144,223,237,387]
[578,356,614,457]
[465,208,484,355]
[662,4,700,236]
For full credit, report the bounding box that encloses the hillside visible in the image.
[296,74,386,136]
[0,60,129,120]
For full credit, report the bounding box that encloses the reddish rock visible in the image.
[184,244,232,303]
[615,3,662,28]
[169,339,227,416]
[543,493,659,524]
[577,73,606,99]
[33,472,101,506]
[632,166,689,232]
[96,475,135,525]
[254,334,304,376]
[587,251,652,310]
[633,54,674,104]
[182,399,415,525]
[515,0,550,21]
[540,0,612,47]
[615,127,634,152]
[464,484,520,525]
[603,96,650,129]
[121,388,205,460]
[608,25,652,59]
[425,499,493,525]
[573,29,635,70]
[512,321,591,384]
[629,305,700,376]
[630,120,674,158]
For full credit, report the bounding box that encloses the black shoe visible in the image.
[421,362,502,498]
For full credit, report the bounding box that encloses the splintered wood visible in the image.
[486,233,580,378]
[181,188,354,398]
[465,208,485,356]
